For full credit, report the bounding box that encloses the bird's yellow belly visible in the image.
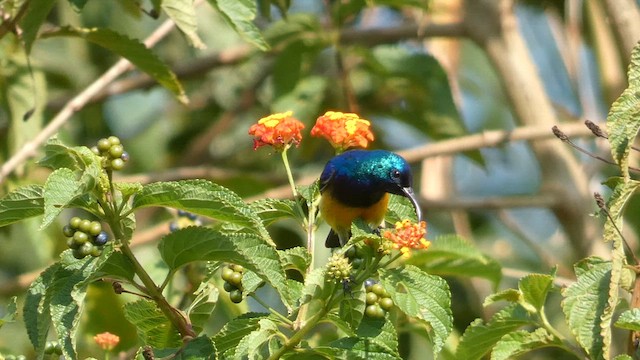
[320,193,390,232]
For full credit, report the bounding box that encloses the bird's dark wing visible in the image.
[325,229,341,248]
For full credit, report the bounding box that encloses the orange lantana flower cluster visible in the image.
[249,110,375,152]
[248,111,305,151]
[311,111,375,152]
[382,220,430,258]
[94,332,120,351]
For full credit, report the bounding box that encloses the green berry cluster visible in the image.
[221,264,244,303]
[169,210,202,232]
[326,252,352,282]
[44,341,63,356]
[364,279,393,318]
[344,245,365,270]
[91,136,129,171]
[63,217,109,259]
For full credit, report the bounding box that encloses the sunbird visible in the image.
[319,149,422,247]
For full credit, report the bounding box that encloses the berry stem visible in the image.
[249,294,293,327]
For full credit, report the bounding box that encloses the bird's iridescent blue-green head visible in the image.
[319,149,422,221]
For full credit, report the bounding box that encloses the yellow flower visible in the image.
[382,220,430,258]
[94,332,120,351]
[249,111,305,151]
[311,111,374,152]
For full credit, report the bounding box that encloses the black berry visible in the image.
[94,231,109,246]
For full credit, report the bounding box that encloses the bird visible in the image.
[318,149,422,247]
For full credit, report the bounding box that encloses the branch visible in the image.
[601,0,640,61]
[0,13,180,185]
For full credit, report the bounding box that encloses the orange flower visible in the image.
[311,111,374,152]
[94,332,120,351]
[382,220,430,258]
[249,111,305,151]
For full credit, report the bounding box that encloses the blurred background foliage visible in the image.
[0,0,639,358]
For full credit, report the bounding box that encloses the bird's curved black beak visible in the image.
[401,186,422,222]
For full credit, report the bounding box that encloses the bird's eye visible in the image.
[391,169,401,179]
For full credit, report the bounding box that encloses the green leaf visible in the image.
[162,0,206,49]
[88,251,136,283]
[133,180,270,240]
[123,299,182,348]
[0,296,17,329]
[42,27,188,104]
[339,285,365,331]
[456,304,533,360]
[18,0,57,53]
[67,0,90,11]
[157,227,292,310]
[356,317,399,355]
[615,308,640,331]
[150,335,217,359]
[187,282,219,335]
[491,328,562,360]
[208,0,270,51]
[212,313,266,357]
[385,195,419,224]
[42,168,82,229]
[606,42,640,179]
[234,318,279,358]
[278,247,311,275]
[483,289,522,307]
[561,256,611,359]
[250,198,299,226]
[519,274,554,313]
[406,234,502,289]
[379,265,452,357]
[614,356,634,360]
[24,263,60,359]
[0,185,44,227]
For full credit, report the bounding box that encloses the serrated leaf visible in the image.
[385,195,419,224]
[123,299,182,348]
[339,285,365,331]
[133,180,270,240]
[278,247,311,275]
[561,256,611,359]
[483,288,523,307]
[88,250,136,283]
[356,317,399,355]
[607,42,640,179]
[42,168,82,229]
[187,282,219,335]
[18,0,57,53]
[407,234,502,289]
[0,185,44,227]
[491,328,562,360]
[158,227,292,310]
[250,198,299,226]
[379,265,452,357]
[24,263,60,359]
[212,313,266,356]
[0,296,17,328]
[615,308,640,331]
[38,138,81,171]
[234,318,279,358]
[208,0,270,51]
[519,274,554,313]
[42,27,187,103]
[456,304,533,360]
[162,0,206,49]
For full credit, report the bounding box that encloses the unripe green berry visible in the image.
[221,267,235,282]
[109,144,124,158]
[111,158,125,170]
[365,304,383,318]
[16,355,26,360]
[229,289,243,303]
[90,246,102,257]
[62,224,75,237]
[79,242,94,257]
[79,219,92,233]
[223,281,236,292]
[371,284,386,297]
[88,221,102,236]
[73,231,89,244]
[365,292,378,305]
[72,248,85,259]
[44,342,56,354]
[231,264,244,273]
[97,138,111,152]
[108,136,121,146]
[379,297,394,311]
[91,146,100,155]
[351,257,364,269]
[69,217,82,229]
[344,246,357,259]
[364,279,376,291]
[228,272,243,286]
